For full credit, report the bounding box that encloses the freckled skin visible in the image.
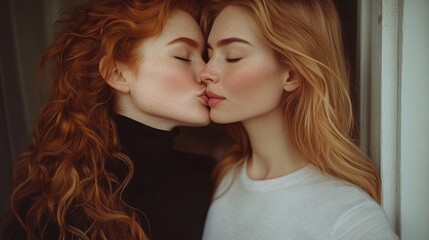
[202,6,288,124]
[117,10,209,130]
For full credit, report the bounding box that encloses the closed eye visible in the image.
[175,56,191,62]
[226,58,241,63]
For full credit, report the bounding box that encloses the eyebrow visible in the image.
[207,37,252,50]
[167,37,200,48]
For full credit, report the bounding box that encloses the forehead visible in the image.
[208,5,257,42]
[157,10,204,46]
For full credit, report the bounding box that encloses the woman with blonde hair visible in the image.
[200,0,398,239]
[2,0,214,239]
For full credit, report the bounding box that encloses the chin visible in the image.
[180,116,211,127]
[209,113,235,124]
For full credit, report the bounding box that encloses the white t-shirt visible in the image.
[203,161,398,240]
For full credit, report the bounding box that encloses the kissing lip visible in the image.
[205,91,225,99]
[205,90,225,107]
[198,90,209,106]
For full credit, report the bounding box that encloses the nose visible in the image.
[199,64,219,84]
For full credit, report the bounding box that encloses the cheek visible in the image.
[224,67,267,96]
[162,68,192,93]
[147,64,196,96]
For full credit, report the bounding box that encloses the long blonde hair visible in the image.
[201,0,381,203]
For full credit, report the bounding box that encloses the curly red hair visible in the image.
[7,0,200,239]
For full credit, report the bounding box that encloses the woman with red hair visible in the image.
[2,0,213,239]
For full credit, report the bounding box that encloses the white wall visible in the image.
[359,0,429,238]
[359,0,400,230]
[399,0,429,239]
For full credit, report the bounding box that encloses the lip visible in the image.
[205,91,224,99]
[205,90,225,107]
[198,89,209,106]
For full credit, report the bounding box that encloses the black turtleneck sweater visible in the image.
[2,115,215,240]
[113,114,216,240]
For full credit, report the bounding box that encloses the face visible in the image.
[200,6,289,124]
[115,10,209,130]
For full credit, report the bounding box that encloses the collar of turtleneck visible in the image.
[112,114,179,182]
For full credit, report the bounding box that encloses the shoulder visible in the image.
[329,199,398,239]
[301,167,398,239]
[306,169,398,239]
[301,165,375,205]
[305,167,382,215]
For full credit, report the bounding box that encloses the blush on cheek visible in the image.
[225,69,264,95]
[160,67,196,96]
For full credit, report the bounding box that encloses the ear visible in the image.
[99,56,130,94]
[282,68,301,92]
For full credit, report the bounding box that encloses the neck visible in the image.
[115,99,178,131]
[242,106,307,180]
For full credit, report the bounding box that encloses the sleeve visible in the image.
[329,201,399,240]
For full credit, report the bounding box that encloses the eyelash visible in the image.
[175,56,191,62]
[226,58,241,63]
